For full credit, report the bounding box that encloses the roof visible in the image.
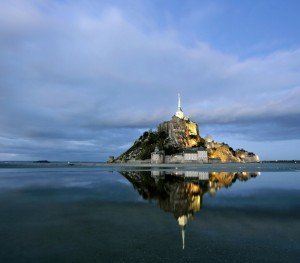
[152,150,165,155]
[183,147,207,153]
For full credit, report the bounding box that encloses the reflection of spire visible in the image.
[181,226,185,250]
[177,215,188,250]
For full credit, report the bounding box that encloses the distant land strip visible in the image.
[0,161,300,172]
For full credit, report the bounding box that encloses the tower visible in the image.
[175,93,185,119]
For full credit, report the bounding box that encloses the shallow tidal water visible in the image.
[0,167,299,262]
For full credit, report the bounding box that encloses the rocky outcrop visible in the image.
[207,145,239,162]
[115,115,259,163]
[158,116,203,147]
[115,115,207,162]
[115,130,181,162]
[206,140,260,163]
[113,94,260,163]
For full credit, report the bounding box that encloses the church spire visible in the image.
[175,93,185,119]
[178,93,182,110]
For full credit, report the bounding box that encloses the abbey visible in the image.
[152,94,208,164]
[158,94,201,148]
[113,94,260,164]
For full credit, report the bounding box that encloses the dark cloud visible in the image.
[0,1,300,161]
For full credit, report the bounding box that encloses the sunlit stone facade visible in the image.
[183,147,208,163]
[158,94,201,147]
[152,95,208,164]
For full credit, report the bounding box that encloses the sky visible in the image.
[1,0,300,161]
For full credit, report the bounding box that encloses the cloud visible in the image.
[0,0,300,160]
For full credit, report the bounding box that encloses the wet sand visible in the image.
[0,168,299,262]
[1,161,300,172]
[104,161,300,172]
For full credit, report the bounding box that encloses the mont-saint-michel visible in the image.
[1,1,300,262]
[110,94,260,164]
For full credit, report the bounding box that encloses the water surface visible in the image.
[0,168,299,262]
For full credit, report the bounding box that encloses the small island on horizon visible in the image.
[109,94,260,164]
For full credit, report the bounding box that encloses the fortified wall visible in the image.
[151,146,208,164]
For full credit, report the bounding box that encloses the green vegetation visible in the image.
[119,130,182,161]
[195,137,206,148]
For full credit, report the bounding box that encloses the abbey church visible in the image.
[158,94,202,148]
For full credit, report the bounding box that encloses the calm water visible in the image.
[0,168,299,262]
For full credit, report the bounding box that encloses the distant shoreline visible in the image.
[102,162,300,172]
[0,161,299,172]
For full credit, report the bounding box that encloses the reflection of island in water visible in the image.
[120,170,260,249]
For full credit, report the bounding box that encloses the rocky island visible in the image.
[112,94,259,164]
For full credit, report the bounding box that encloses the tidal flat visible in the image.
[0,165,299,262]
[1,161,300,172]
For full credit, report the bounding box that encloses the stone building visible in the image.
[151,146,208,164]
[183,147,208,163]
[165,153,183,163]
[158,94,201,147]
[151,146,165,164]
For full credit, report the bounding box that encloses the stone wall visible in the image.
[197,151,208,163]
[165,154,184,163]
[151,153,165,164]
[183,152,198,162]
[163,151,208,164]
